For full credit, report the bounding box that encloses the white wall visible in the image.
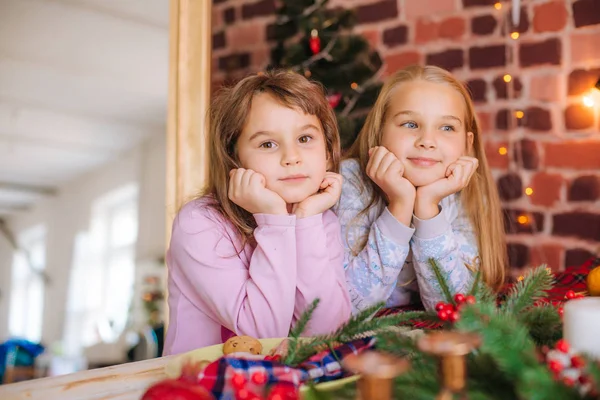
[0,132,166,346]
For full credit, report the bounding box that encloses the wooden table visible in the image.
[0,355,175,400]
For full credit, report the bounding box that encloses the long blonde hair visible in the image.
[203,69,341,245]
[346,65,506,290]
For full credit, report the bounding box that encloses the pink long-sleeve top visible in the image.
[163,196,352,355]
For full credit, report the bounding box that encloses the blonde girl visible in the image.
[335,65,506,312]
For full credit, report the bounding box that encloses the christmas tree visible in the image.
[268,0,384,149]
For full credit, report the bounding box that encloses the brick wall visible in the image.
[211,0,600,275]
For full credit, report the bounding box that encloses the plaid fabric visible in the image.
[195,337,376,399]
[376,257,599,327]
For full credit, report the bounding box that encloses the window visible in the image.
[8,225,47,343]
[63,184,139,355]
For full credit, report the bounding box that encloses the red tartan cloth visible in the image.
[376,257,599,328]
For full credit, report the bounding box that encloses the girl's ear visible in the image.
[326,153,333,171]
[466,131,474,153]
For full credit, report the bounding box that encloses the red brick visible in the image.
[360,29,381,49]
[545,140,600,169]
[384,51,422,76]
[508,242,530,269]
[485,141,509,169]
[571,32,600,65]
[530,244,564,272]
[212,8,224,29]
[415,19,439,44]
[405,0,456,19]
[439,17,466,40]
[530,74,562,102]
[477,111,492,132]
[252,47,271,69]
[565,104,595,130]
[226,23,264,50]
[533,1,568,32]
[530,172,564,207]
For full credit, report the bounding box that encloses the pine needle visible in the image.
[502,265,554,314]
[290,298,320,338]
[428,258,454,304]
[469,266,482,297]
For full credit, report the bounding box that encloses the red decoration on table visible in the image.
[309,29,321,54]
[141,379,216,400]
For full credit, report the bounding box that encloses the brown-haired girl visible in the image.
[334,65,506,312]
[164,70,351,355]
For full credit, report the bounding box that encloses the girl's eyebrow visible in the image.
[392,110,418,118]
[248,131,271,141]
[299,123,321,132]
[441,115,463,126]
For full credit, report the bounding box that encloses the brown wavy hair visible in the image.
[202,69,341,245]
[346,65,506,290]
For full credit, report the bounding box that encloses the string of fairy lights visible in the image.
[493,0,549,270]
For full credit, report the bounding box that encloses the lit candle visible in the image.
[563,298,600,360]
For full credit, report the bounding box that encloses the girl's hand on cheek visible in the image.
[367,146,416,226]
[293,172,342,219]
[228,168,287,215]
[415,156,479,219]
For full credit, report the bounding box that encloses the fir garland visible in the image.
[289,263,600,399]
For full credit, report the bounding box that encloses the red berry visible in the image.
[449,311,460,323]
[565,290,576,300]
[563,377,576,387]
[435,302,446,311]
[548,360,563,373]
[571,356,585,368]
[438,309,450,321]
[231,373,246,389]
[579,375,589,384]
[558,307,564,317]
[443,303,456,312]
[555,339,570,353]
[250,371,268,385]
[236,388,250,400]
[454,293,466,304]
[465,295,476,305]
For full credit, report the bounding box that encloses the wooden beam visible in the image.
[166,0,212,221]
[165,0,212,328]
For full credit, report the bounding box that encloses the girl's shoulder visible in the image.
[340,158,362,177]
[174,195,230,235]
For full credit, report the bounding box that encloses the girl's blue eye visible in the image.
[401,121,418,129]
[441,125,456,132]
[260,141,275,149]
[299,135,312,144]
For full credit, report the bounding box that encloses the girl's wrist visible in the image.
[388,200,414,226]
[413,196,440,220]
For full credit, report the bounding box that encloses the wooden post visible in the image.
[166,0,212,225]
[165,0,212,326]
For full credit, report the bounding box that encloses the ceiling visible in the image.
[0,0,170,216]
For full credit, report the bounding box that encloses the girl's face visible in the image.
[236,92,329,205]
[381,80,474,187]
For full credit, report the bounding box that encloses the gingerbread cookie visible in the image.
[223,335,263,355]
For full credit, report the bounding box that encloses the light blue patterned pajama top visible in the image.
[333,159,479,313]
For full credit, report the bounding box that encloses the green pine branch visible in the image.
[428,258,455,304]
[502,265,554,314]
[518,304,562,347]
[290,298,320,339]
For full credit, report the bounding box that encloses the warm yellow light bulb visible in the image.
[525,187,533,196]
[517,215,529,225]
[498,146,508,155]
[511,32,520,40]
[351,82,358,90]
[583,95,595,108]
[515,110,524,119]
[494,2,502,10]
[517,275,524,281]
[503,74,512,83]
